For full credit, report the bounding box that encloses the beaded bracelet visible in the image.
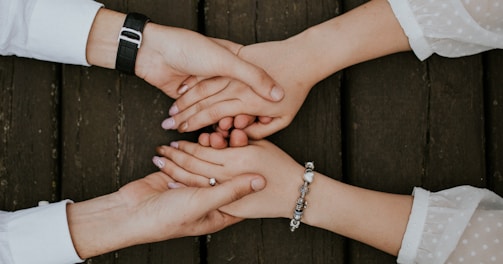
[289,161,315,232]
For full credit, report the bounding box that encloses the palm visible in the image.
[117,171,243,241]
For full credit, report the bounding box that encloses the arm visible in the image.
[165,0,410,138]
[155,140,503,262]
[67,171,265,259]
[86,8,284,101]
[0,0,284,101]
[1,171,264,263]
[154,140,412,256]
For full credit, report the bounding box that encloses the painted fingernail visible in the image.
[180,122,188,132]
[178,84,189,94]
[161,118,176,130]
[168,182,183,189]
[251,177,266,191]
[270,86,284,101]
[152,156,165,169]
[170,141,179,149]
[169,104,179,115]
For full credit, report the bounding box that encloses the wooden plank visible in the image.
[344,52,428,263]
[424,55,486,190]
[485,50,503,197]
[61,0,200,263]
[205,0,344,263]
[342,0,424,260]
[0,57,59,211]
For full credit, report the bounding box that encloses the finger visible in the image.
[214,124,230,138]
[229,129,249,147]
[157,143,229,182]
[200,174,266,213]
[233,115,255,129]
[176,99,245,132]
[217,117,234,131]
[177,76,198,95]
[173,141,225,165]
[258,116,273,124]
[152,156,210,187]
[169,77,231,116]
[225,58,284,102]
[243,118,288,139]
[209,132,229,149]
[198,133,211,147]
[167,181,187,189]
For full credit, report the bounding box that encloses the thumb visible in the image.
[226,58,284,102]
[204,174,266,211]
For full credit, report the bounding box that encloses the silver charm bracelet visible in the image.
[290,162,315,232]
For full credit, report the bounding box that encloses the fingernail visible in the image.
[270,86,284,101]
[168,182,183,189]
[161,118,176,130]
[178,84,189,94]
[251,177,266,191]
[180,122,188,132]
[152,156,165,168]
[170,141,179,149]
[169,104,179,115]
[156,146,165,155]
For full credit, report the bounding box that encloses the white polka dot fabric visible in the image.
[397,186,503,264]
[388,0,503,60]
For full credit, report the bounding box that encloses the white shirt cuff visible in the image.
[7,200,84,264]
[27,0,103,65]
[397,187,430,264]
[387,0,433,61]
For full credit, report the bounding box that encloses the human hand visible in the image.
[163,38,321,140]
[135,24,284,101]
[67,170,265,258]
[153,140,305,219]
[87,9,284,101]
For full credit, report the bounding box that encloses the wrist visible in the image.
[86,9,126,68]
[67,192,135,259]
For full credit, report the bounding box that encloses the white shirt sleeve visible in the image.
[0,200,85,264]
[0,0,103,66]
[387,0,503,61]
[397,186,503,264]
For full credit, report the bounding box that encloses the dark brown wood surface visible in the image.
[0,0,501,263]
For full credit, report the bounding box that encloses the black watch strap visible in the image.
[115,13,150,75]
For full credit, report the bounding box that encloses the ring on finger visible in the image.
[209,178,217,186]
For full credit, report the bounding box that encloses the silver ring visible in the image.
[209,178,216,186]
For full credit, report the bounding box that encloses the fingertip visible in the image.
[218,117,234,131]
[152,156,165,169]
[270,85,284,101]
[156,146,167,155]
[250,176,266,192]
[209,132,228,149]
[258,116,273,124]
[161,118,176,130]
[234,115,255,129]
[168,182,186,189]
[168,103,179,116]
[198,133,211,146]
[229,129,248,147]
[177,84,189,94]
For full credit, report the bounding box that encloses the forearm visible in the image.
[285,0,410,85]
[301,174,413,256]
[67,192,136,259]
[86,8,125,69]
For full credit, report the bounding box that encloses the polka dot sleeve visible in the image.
[387,0,503,60]
[397,186,503,264]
